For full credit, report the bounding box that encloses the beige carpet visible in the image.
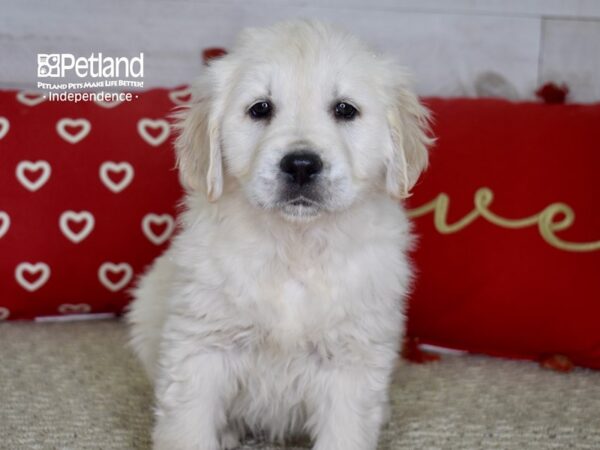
[0,320,599,450]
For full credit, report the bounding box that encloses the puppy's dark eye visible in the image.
[334,102,358,121]
[249,101,273,120]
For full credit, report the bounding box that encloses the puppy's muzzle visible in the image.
[279,151,323,186]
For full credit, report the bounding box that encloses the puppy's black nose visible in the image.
[280,152,323,185]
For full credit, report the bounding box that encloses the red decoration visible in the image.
[202,48,227,65]
[1,90,599,372]
[536,82,569,104]
[406,98,600,370]
[0,89,184,320]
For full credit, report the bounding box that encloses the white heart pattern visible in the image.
[95,98,122,109]
[59,211,95,243]
[16,91,46,107]
[98,262,133,292]
[142,213,175,245]
[0,211,10,239]
[56,118,91,144]
[0,117,9,140]
[168,87,193,105]
[58,303,91,314]
[0,307,9,320]
[15,262,51,292]
[137,118,170,146]
[99,161,134,193]
[16,160,52,191]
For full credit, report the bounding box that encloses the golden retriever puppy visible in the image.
[127,19,432,450]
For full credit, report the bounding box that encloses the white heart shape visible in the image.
[16,91,46,107]
[0,117,10,140]
[59,211,95,243]
[168,87,192,105]
[0,307,9,320]
[0,211,10,239]
[142,213,175,245]
[137,118,170,147]
[99,161,134,193]
[98,262,133,292]
[16,160,52,191]
[56,118,91,144]
[15,262,51,292]
[58,303,91,314]
[95,98,122,109]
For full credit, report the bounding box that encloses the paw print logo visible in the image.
[38,54,60,77]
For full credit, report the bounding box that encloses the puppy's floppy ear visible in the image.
[385,78,433,199]
[173,76,223,202]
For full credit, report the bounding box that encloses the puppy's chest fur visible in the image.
[176,199,408,359]
[228,241,342,348]
[156,197,411,440]
[182,220,403,437]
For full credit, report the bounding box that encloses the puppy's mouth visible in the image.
[287,196,319,208]
[278,196,322,220]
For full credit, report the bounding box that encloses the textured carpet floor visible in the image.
[0,320,599,450]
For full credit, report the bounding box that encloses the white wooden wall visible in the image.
[1,0,600,102]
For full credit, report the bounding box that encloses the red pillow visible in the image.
[406,98,600,370]
[0,88,186,320]
[2,90,599,371]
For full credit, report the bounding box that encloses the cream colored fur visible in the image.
[127,20,432,450]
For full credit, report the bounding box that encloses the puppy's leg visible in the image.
[310,366,392,450]
[126,254,175,379]
[153,347,235,450]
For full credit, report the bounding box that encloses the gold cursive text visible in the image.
[407,187,600,252]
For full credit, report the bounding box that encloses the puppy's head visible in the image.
[176,20,432,221]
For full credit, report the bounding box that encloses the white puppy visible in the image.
[127,20,432,450]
